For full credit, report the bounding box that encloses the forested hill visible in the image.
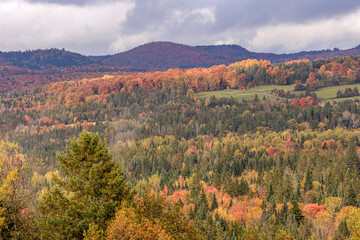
[1,42,360,71]
[0,48,97,69]
[99,42,360,70]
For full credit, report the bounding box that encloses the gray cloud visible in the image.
[25,0,118,6]
[0,0,360,54]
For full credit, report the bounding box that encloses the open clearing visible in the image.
[197,83,360,101]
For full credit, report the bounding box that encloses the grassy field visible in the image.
[315,83,360,99]
[249,85,296,93]
[197,83,360,102]
[196,89,270,101]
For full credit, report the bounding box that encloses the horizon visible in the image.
[0,41,358,57]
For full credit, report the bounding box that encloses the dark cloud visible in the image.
[123,0,360,33]
[0,0,360,54]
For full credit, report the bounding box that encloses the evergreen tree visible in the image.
[279,201,289,225]
[304,169,313,192]
[39,131,132,239]
[346,136,360,173]
[342,182,358,207]
[229,199,233,208]
[238,178,249,196]
[213,170,222,190]
[267,184,274,201]
[210,193,218,211]
[290,201,304,226]
[199,188,209,211]
[333,218,350,240]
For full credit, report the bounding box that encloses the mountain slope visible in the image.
[101,42,223,70]
[0,48,97,70]
[101,42,360,70]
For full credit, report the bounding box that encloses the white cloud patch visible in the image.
[248,9,360,53]
[0,0,134,54]
[0,0,359,55]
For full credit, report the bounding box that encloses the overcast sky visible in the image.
[1,0,360,55]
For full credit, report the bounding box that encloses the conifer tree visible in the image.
[290,201,304,226]
[39,131,131,239]
[210,193,218,211]
[333,218,350,240]
[238,178,249,196]
[199,188,209,211]
[304,169,313,192]
[346,136,360,173]
[213,170,222,190]
[342,182,358,207]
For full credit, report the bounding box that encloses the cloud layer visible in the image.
[0,0,359,55]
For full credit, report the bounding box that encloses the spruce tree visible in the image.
[343,182,358,207]
[213,170,222,190]
[210,193,218,211]
[199,188,209,211]
[39,131,132,239]
[238,178,249,196]
[290,201,304,226]
[333,218,350,240]
[346,136,360,173]
[304,169,313,192]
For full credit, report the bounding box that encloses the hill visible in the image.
[0,48,97,70]
[99,42,360,70]
[1,42,360,72]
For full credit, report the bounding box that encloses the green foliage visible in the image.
[333,218,350,240]
[39,131,131,239]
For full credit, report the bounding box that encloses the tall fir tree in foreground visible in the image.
[39,131,131,239]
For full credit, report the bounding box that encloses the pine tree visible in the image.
[342,182,358,207]
[229,199,233,208]
[333,218,350,240]
[304,169,313,192]
[290,201,304,226]
[39,131,132,239]
[279,201,289,225]
[199,188,209,211]
[210,193,218,211]
[346,136,360,173]
[238,178,249,196]
[267,184,274,201]
[213,170,222,190]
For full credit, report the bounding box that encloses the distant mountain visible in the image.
[0,48,97,70]
[99,42,360,70]
[1,42,360,71]
[100,42,220,71]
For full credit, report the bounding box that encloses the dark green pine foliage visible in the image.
[304,169,313,192]
[333,218,350,240]
[210,193,218,211]
[238,178,249,196]
[279,201,289,225]
[290,201,304,226]
[212,170,222,190]
[346,136,360,173]
[342,182,358,207]
[199,188,209,211]
[267,184,274,201]
[39,131,132,240]
[229,199,233,208]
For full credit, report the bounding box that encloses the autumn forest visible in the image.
[1,45,360,240]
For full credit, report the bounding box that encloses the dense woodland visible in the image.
[1,55,360,239]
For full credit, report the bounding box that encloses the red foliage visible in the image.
[24,115,31,122]
[267,147,279,157]
[39,116,53,125]
[291,96,318,108]
[303,203,325,218]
